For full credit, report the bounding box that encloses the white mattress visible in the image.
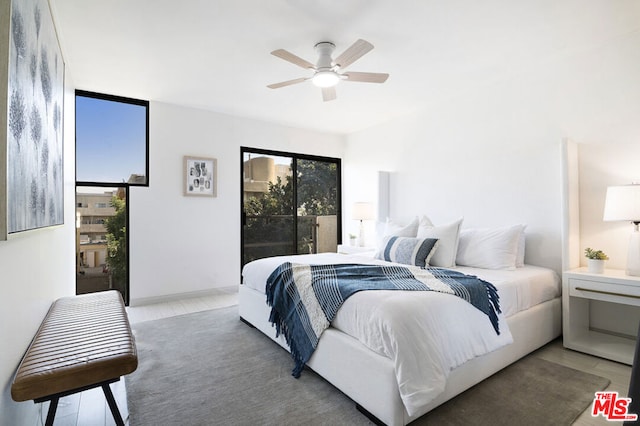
[241,252,561,319]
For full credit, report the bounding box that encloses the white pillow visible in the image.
[376,217,419,246]
[416,216,463,268]
[516,229,526,267]
[456,224,526,270]
[374,217,419,257]
[383,217,419,237]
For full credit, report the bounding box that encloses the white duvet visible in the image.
[242,253,559,416]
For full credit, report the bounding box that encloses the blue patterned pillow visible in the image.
[376,236,439,267]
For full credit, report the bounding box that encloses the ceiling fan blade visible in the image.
[322,86,337,102]
[271,49,316,70]
[267,77,308,89]
[343,72,389,83]
[334,39,374,70]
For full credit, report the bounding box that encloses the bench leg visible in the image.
[44,397,59,426]
[102,382,125,426]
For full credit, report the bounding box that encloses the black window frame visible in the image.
[240,146,342,272]
[74,90,150,306]
[75,89,150,187]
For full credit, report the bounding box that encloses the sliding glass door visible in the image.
[241,148,341,268]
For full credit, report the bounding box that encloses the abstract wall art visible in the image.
[2,0,64,239]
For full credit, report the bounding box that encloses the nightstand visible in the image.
[337,244,376,255]
[563,268,640,364]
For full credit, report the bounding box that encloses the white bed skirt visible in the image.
[238,284,561,426]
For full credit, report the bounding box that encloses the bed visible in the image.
[239,244,561,425]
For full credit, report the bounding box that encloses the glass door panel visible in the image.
[76,186,128,303]
[296,158,339,254]
[242,153,294,265]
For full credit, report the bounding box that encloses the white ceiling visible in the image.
[49,0,640,135]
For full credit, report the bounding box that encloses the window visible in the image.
[76,90,149,186]
[75,90,149,305]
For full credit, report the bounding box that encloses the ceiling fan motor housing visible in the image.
[314,42,336,70]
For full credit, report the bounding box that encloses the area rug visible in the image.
[125,306,610,425]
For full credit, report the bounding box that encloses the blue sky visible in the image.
[76,95,146,183]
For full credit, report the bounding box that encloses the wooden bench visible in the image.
[11,291,137,426]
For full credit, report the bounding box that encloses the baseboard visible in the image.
[129,286,237,307]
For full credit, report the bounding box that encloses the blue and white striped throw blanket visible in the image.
[266,262,501,378]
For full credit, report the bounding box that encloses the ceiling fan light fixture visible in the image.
[268,39,388,100]
[312,70,340,88]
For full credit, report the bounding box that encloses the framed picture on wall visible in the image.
[184,156,217,197]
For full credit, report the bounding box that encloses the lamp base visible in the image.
[627,227,640,276]
[359,220,365,247]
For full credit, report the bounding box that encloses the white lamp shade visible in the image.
[603,185,640,222]
[352,202,375,221]
[603,184,640,276]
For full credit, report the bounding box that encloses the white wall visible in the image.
[0,73,76,424]
[577,143,640,270]
[344,85,564,272]
[129,102,345,303]
[343,24,640,273]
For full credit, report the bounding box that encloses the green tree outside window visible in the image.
[104,196,126,292]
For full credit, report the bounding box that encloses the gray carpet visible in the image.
[126,306,610,425]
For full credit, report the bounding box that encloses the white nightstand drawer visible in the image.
[569,278,640,306]
[563,268,640,364]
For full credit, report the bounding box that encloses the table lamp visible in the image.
[603,184,640,276]
[352,202,374,247]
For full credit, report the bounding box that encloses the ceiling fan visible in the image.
[267,39,389,102]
